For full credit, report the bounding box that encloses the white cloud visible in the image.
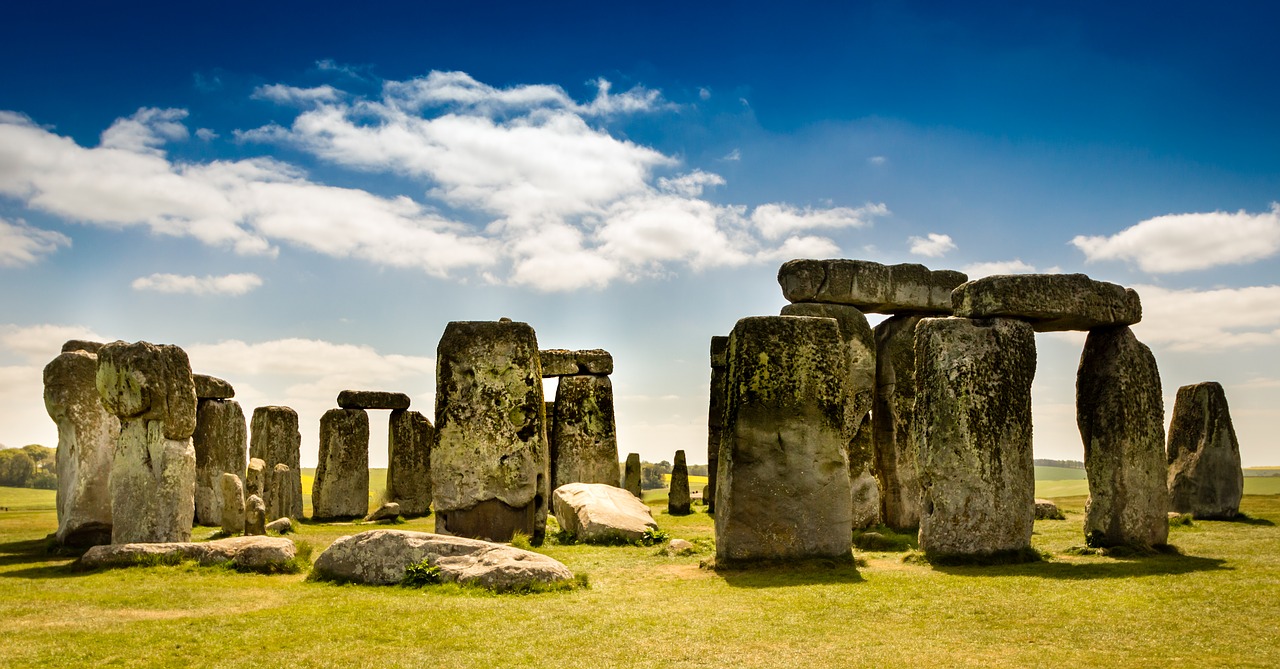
[657,170,725,197]
[962,259,1036,279]
[131,272,263,296]
[0,218,69,267]
[1072,203,1280,273]
[698,87,711,101]
[868,155,886,166]
[1132,284,1280,351]
[195,128,218,141]
[721,149,741,162]
[99,107,189,155]
[251,84,341,106]
[751,202,887,240]
[0,323,106,364]
[908,232,956,258]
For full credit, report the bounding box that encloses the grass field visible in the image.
[3,474,1278,667]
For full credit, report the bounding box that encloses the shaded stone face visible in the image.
[193,399,247,526]
[538,349,614,377]
[249,406,302,520]
[849,412,880,530]
[872,315,924,530]
[623,453,642,498]
[45,348,118,547]
[715,315,854,565]
[1167,382,1244,519]
[669,450,691,516]
[313,408,370,520]
[432,320,546,542]
[337,390,411,411]
[387,409,434,517]
[706,335,729,514]
[193,374,235,400]
[245,494,266,536]
[1077,326,1169,548]
[221,473,245,535]
[914,317,1036,559]
[951,273,1142,332]
[778,259,966,315]
[551,375,620,491]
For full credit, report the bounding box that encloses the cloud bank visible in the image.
[1072,203,1280,272]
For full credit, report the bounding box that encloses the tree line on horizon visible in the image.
[0,444,56,489]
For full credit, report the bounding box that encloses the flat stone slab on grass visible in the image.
[539,349,614,376]
[312,530,574,591]
[193,374,235,400]
[79,536,296,571]
[336,390,411,410]
[552,482,657,543]
[778,259,966,314]
[951,273,1142,332]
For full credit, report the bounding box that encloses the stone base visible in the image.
[435,498,536,543]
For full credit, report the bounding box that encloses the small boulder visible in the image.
[265,517,294,534]
[364,502,401,523]
[663,539,696,556]
[1035,499,1066,520]
[552,482,657,543]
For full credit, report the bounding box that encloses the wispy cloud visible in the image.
[0,218,69,267]
[868,155,886,166]
[1072,203,1280,273]
[721,148,741,162]
[251,84,341,106]
[751,203,887,240]
[961,259,1037,278]
[131,272,263,296]
[908,232,956,257]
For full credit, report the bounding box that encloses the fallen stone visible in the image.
[249,406,302,520]
[623,453,642,498]
[551,483,657,543]
[668,450,691,516]
[337,390,411,411]
[550,375,620,491]
[664,539,696,556]
[707,335,729,514]
[387,410,433,517]
[265,517,293,534]
[312,529,574,590]
[44,348,118,547]
[245,458,266,499]
[951,273,1142,332]
[245,494,266,536]
[193,399,247,526]
[221,473,245,535]
[778,258,966,314]
[1167,382,1244,519]
[716,315,854,565]
[364,502,401,523]
[538,349,614,377]
[915,317,1036,560]
[193,374,235,400]
[872,314,925,530]
[80,536,296,571]
[62,340,104,354]
[313,408,370,520]
[1035,499,1065,521]
[1078,326,1169,548]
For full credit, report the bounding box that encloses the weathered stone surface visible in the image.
[432,320,547,542]
[313,408,370,520]
[664,538,696,556]
[245,494,266,536]
[1167,382,1244,519]
[265,517,293,534]
[914,317,1036,559]
[538,349,614,377]
[249,406,302,520]
[707,335,729,513]
[780,301,875,425]
[245,458,266,499]
[1035,499,1065,520]
[61,339,104,354]
[363,502,401,523]
[267,463,292,521]
[850,414,881,530]
[387,410,433,517]
[715,315,854,564]
[221,473,245,535]
[313,530,574,590]
[45,349,118,547]
[337,390,411,410]
[952,273,1142,332]
[668,450,691,515]
[622,453,642,498]
[872,315,925,530]
[778,259,966,314]
[96,340,197,440]
[1078,326,1169,548]
[80,536,295,571]
[193,374,235,400]
[193,399,247,526]
[551,375,619,492]
[552,483,658,542]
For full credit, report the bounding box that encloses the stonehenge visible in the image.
[668,449,691,516]
[1167,382,1244,519]
[192,379,247,527]
[313,408,370,520]
[623,453,642,498]
[548,373,619,490]
[44,343,118,547]
[221,473,245,535]
[250,406,302,520]
[387,409,434,517]
[705,336,728,514]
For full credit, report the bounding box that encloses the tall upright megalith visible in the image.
[706,335,728,514]
[873,314,925,530]
[250,406,302,520]
[44,344,119,547]
[95,340,198,544]
[432,320,547,542]
[1077,326,1169,548]
[623,453,642,498]
[1167,382,1244,519]
[914,317,1036,560]
[387,409,434,517]
[313,408,370,520]
[715,315,853,565]
[668,449,691,516]
[192,380,247,527]
[550,374,620,490]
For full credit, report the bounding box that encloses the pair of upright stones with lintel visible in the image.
[313,390,434,520]
[539,348,620,494]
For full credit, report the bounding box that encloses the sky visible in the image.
[2,1,1279,468]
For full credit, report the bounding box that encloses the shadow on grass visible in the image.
[931,551,1230,580]
[0,537,80,579]
[1224,513,1276,527]
[713,559,865,588]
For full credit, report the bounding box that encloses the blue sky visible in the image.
[2,2,1278,466]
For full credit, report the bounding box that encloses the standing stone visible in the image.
[313,408,370,520]
[192,399,247,526]
[706,335,728,513]
[914,318,1036,560]
[873,314,925,529]
[849,412,880,530]
[551,375,620,491]
[715,316,854,565]
[1167,382,1244,519]
[623,453,642,498]
[245,458,266,499]
[432,320,547,542]
[95,341,198,544]
[669,450,691,515]
[44,347,119,547]
[387,410,434,517]
[221,473,245,535]
[1077,326,1169,548]
[267,463,293,521]
[249,406,302,521]
[245,494,266,536]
